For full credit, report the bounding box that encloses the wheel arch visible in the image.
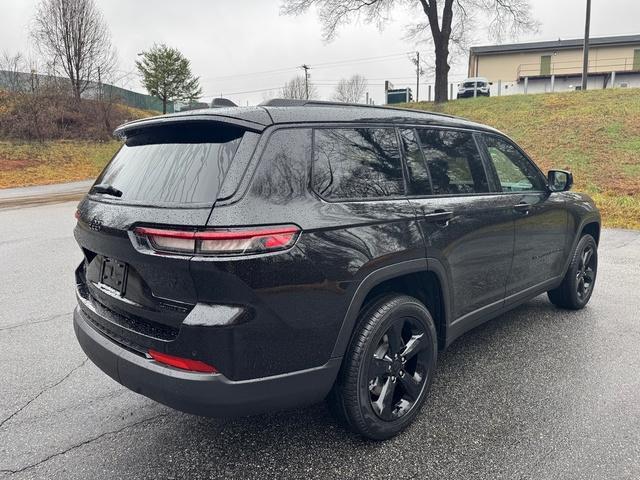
[580,221,600,244]
[330,259,451,358]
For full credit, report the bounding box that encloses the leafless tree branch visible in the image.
[333,74,368,102]
[31,0,117,101]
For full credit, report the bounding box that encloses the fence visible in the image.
[412,74,640,103]
[0,70,172,113]
[516,56,640,79]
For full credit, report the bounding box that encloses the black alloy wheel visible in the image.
[327,294,437,440]
[368,317,431,421]
[575,243,596,301]
[548,234,598,310]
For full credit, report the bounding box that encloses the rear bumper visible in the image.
[74,306,341,417]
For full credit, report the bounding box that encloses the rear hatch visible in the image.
[74,118,261,352]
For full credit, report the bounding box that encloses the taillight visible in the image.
[133,225,300,256]
[148,349,218,373]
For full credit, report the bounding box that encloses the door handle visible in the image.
[423,210,453,226]
[513,202,531,215]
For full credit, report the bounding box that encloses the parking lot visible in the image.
[1,200,639,480]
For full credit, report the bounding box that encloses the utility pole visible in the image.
[581,0,591,91]
[300,64,311,99]
[415,51,420,102]
[411,52,423,102]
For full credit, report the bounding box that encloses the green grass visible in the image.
[1,89,639,228]
[0,140,121,189]
[399,88,640,229]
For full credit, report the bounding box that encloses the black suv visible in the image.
[73,99,601,440]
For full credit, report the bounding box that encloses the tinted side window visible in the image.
[417,129,489,195]
[483,135,545,192]
[251,128,311,204]
[312,128,404,200]
[399,128,432,196]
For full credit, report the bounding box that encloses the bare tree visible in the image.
[281,75,317,99]
[32,0,116,102]
[281,0,538,103]
[333,74,368,103]
[0,52,27,93]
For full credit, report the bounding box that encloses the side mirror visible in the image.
[548,169,573,192]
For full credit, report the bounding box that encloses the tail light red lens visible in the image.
[133,225,300,256]
[148,349,218,373]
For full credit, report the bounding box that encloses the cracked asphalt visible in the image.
[1,201,639,480]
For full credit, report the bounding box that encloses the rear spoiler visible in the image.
[114,114,269,140]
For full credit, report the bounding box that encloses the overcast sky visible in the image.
[2,0,639,105]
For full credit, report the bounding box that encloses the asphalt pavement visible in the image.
[0,181,92,209]
[0,201,639,480]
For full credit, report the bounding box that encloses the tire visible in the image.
[327,294,438,440]
[548,234,598,310]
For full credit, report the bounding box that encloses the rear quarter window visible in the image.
[250,128,312,204]
[95,122,245,205]
[312,127,404,201]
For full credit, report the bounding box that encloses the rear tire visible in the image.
[548,234,598,310]
[327,294,438,440]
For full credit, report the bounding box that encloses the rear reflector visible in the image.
[134,225,300,256]
[148,349,218,373]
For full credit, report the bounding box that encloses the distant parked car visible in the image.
[457,77,491,98]
[73,99,601,440]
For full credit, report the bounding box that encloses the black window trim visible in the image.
[479,132,549,195]
[397,127,435,198]
[310,124,410,204]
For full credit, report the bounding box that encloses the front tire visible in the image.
[548,234,598,309]
[328,294,437,440]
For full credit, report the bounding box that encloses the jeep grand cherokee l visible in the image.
[73,99,601,440]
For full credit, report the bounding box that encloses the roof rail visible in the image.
[259,98,456,119]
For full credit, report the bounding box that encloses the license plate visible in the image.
[99,257,128,295]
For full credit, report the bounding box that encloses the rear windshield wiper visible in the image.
[90,183,123,198]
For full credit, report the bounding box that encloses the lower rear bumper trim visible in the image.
[74,306,341,417]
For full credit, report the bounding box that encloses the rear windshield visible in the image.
[94,122,244,205]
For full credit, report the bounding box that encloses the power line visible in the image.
[201,66,299,82]
[200,51,412,83]
[312,51,411,68]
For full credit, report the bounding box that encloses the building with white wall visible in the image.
[467,34,640,95]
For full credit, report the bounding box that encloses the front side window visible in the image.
[417,129,489,195]
[483,135,545,192]
[312,128,404,200]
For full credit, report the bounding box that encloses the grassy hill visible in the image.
[0,140,122,188]
[0,90,155,189]
[1,88,638,228]
[401,88,640,229]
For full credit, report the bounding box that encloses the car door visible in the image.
[479,133,568,302]
[399,127,515,330]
